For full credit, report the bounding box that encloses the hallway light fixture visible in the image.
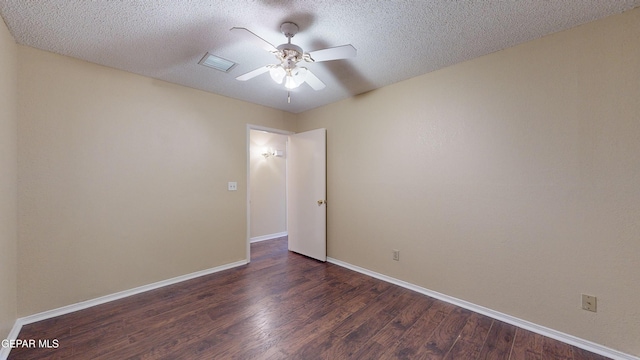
[261,148,284,158]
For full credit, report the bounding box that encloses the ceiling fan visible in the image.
[230,22,356,100]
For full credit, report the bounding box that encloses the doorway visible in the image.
[246,125,292,261]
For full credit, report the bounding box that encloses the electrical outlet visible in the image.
[393,249,400,261]
[228,182,238,191]
[582,294,597,312]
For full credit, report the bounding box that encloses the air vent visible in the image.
[198,53,237,72]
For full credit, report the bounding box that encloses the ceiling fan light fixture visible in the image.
[284,76,299,89]
[269,66,286,84]
[284,67,307,89]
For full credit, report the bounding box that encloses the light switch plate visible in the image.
[228,182,237,191]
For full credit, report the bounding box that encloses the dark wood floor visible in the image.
[9,237,609,359]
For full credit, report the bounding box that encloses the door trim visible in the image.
[246,124,294,263]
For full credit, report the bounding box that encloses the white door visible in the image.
[287,128,327,261]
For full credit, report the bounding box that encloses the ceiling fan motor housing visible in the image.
[276,44,303,69]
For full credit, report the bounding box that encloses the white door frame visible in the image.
[246,124,294,262]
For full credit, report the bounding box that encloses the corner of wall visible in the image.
[282,111,301,133]
[0,15,19,341]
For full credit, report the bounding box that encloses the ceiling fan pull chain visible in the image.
[288,91,291,104]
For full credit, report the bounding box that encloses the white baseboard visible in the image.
[0,321,24,360]
[0,259,247,360]
[327,257,638,360]
[250,231,287,243]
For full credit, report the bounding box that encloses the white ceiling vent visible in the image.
[198,53,237,72]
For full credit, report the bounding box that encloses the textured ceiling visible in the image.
[1,0,639,113]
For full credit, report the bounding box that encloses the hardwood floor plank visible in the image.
[542,335,573,360]
[326,287,409,357]
[7,238,614,360]
[354,290,434,358]
[421,306,474,359]
[443,313,494,360]
[477,320,517,360]
[330,285,401,338]
[275,280,390,357]
[572,346,612,360]
[509,328,545,360]
[378,300,456,359]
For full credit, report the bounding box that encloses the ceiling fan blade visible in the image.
[304,69,326,90]
[236,66,270,81]
[307,44,357,62]
[230,27,278,52]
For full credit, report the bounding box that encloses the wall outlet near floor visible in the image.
[582,294,597,312]
[392,249,400,261]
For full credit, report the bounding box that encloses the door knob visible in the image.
[317,200,326,206]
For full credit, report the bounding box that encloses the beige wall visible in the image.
[0,17,18,340]
[249,130,287,239]
[297,8,640,356]
[17,46,294,316]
